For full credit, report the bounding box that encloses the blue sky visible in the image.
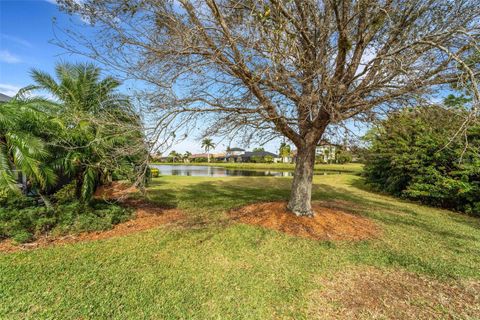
[0,0,86,95]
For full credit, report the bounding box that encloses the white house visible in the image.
[315,141,341,163]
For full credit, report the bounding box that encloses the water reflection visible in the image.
[151,165,340,177]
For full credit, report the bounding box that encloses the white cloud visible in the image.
[0,83,23,97]
[0,50,21,64]
[0,34,32,48]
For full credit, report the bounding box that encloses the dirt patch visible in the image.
[0,183,185,253]
[94,181,139,200]
[229,201,379,241]
[308,267,480,320]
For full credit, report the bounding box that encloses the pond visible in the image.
[150,164,342,177]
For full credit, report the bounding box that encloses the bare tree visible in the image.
[56,0,479,216]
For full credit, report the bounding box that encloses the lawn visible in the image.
[152,161,364,173]
[1,174,479,319]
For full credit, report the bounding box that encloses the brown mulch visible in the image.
[308,267,480,319]
[229,201,379,241]
[94,181,139,200]
[0,183,184,253]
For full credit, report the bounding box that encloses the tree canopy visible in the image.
[56,0,480,215]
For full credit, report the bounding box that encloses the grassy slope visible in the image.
[1,175,479,319]
[152,161,364,173]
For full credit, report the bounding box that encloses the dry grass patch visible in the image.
[308,267,480,320]
[229,201,379,241]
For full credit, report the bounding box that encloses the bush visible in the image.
[336,150,352,164]
[150,168,160,178]
[53,182,76,204]
[0,199,133,243]
[364,105,480,215]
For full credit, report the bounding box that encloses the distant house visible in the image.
[0,93,12,103]
[225,149,279,162]
[291,140,343,163]
[315,140,342,163]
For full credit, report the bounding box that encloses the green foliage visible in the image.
[264,155,274,163]
[253,147,265,152]
[52,182,76,204]
[0,98,59,194]
[19,62,147,203]
[278,143,291,159]
[364,105,480,215]
[150,168,160,178]
[336,150,353,164]
[0,199,132,243]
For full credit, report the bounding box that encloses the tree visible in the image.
[168,150,180,163]
[23,62,146,202]
[183,151,192,163]
[57,0,480,216]
[253,147,265,152]
[278,143,291,163]
[364,103,479,215]
[0,98,57,194]
[201,138,215,163]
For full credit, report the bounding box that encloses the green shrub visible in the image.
[364,104,480,215]
[0,199,133,243]
[53,182,76,204]
[150,168,160,178]
[336,150,352,164]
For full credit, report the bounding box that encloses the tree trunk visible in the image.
[287,144,316,216]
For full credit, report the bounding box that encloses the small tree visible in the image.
[168,150,180,163]
[183,151,192,163]
[279,143,292,163]
[201,138,215,163]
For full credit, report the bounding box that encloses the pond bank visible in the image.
[150,162,363,174]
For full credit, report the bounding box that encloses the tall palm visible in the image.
[183,151,192,163]
[201,138,215,163]
[0,98,57,194]
[23,62,140,202]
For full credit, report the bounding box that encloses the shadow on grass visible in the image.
[145,177,479,246]
[141,177,480,278]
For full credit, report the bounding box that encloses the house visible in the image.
[226,149,279,162]
[291,140,343,163]
[315,140,341,163]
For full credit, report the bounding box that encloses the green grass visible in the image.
[152,161,364,173]
[1,175,479,319]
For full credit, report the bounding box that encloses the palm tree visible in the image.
[201,138,215,163]
[183,151,192,163]
[168,150,179,163]
[279,143,292,163]
[23,62,142,202]
[0,98,57,194]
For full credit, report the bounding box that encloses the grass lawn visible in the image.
[1,174,479,319]
[152,161,364,173]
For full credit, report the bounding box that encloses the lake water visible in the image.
[150,164,341,177]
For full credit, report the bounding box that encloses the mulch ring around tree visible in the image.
[229,201,380,241]
[0,183,185,253]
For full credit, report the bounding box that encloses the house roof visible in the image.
[228,147,245,151]
[0,93,12,103]
[242,151,279,158]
